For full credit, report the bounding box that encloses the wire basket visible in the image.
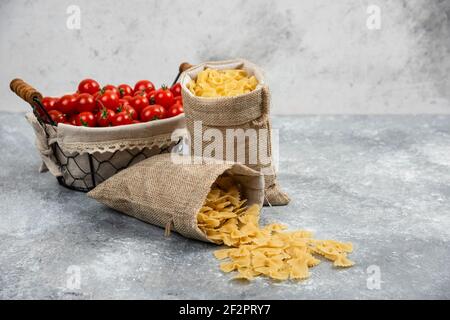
[10,64,192,192]
[52,139,175,192]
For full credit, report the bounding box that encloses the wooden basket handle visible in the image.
[172,62,194,86]
[10,78,43,105]
[179,62,193,73]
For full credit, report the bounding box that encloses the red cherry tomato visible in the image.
[78,79,100,95]
[75,112,97,127]
[117,104,137,120]
[129,95,149,114]
[112,112,133,126]
[140,105,166,122]
[170,83,182,97]
[149,104,166,119]
[76,93,96,113]
[41,97,58,112]
[133,80,155,94]
[102,84,120,96]
[118,98,130,107]
[167,103,184,118]
[123,95,133,102]
[145,89,156,104]
[127,106,138,120]
[47,110,66,124]
[117,84,133,98]
[56,94,77,114]
[96,90,120,110]
[67,114,78,126]
[92,91,101,100]
[154,86,175,109]
[96,107,116,127]
[173,96,183,105]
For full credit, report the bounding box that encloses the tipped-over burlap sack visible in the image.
[88,153,265,242]
[180,59,290,206]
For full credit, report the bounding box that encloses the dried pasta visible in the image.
[197,177,355,282]
[188,68,258,98]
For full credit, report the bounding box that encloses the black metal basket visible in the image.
[10,64,192,192]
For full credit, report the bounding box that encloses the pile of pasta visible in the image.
[187,68,258,98]
[197,177,354,281]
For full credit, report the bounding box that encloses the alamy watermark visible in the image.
[171,121,279,174]
[366,265,382,290]
[366,5,381,30]
[66,5,81,30]
[66,265,81,290]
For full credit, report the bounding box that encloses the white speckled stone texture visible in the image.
[1,113,449,299]
[1,0,449,114]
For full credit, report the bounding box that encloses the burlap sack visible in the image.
[88,153,265,242]
[180,59,290,206]
[25,112,186,190]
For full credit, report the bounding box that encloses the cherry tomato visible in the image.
[167,103,184,118]
[75,112,97,127]
[145,90,156,104]
[133,80,155,94]
[93,91,101,100]
[170,83,182,97]
[133,90,145,96]
[96,90,120,110]
[129,95,149,114]
[112,112,133,126]
[148,104,166,119]
[68,114,78,126]
[56,94,77,114]
[96,107,115,127]
[140,105,166,122]
[118,84,133,98]
[173,96,183,105]
[118,98,130,107]
[154,86,175,109]
[76,93,96,113]
[47,110,66,124]
[123,95,133,102]
[78,79,100,95]
[41,97,58,112]
[117,104,137,120]
[102,84,120,96]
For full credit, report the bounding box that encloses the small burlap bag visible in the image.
[88,153,265,242]
[180,59,290,206]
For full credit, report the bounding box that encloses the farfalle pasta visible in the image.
[197,177,355,282]
[187,68,258,97]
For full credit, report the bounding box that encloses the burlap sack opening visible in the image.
[25,112,186,190]
[88,153,265,242]
[180,59,290,206]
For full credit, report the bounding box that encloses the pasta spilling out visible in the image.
[187,68,258,97]
[197,177,354,281]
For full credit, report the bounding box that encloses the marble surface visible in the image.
[1,0,450,114]
[1,112,449,299]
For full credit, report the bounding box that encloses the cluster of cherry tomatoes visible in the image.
[39,79,184,127]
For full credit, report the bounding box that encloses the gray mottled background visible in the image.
[1,0,450,114]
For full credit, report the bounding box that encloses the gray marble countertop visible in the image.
[1,113,449,299]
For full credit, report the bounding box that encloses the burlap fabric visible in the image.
[180,59,290,206]
[88,153,265,242]
[25,112,186,190]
